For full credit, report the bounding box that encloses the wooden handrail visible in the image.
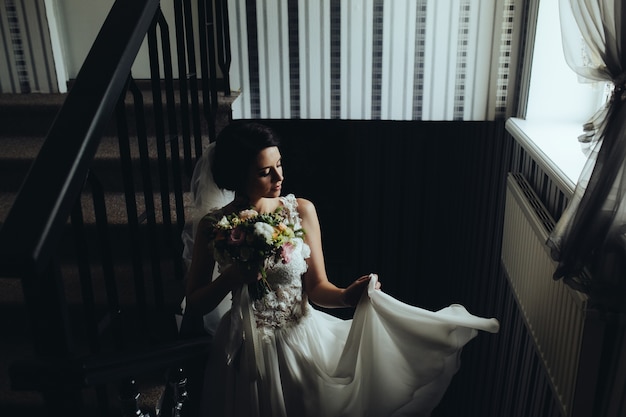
[0,0,160,278]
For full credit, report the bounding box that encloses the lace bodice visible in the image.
[212,194,311,340]
[252,195,311,339]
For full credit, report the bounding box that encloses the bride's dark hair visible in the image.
[212,121,281,192]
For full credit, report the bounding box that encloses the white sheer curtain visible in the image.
[548,0,626,304]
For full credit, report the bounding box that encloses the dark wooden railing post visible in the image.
[215,0,231,95]
[119,379,151,417]
[0,0,229,411]
[198,0,219,140]
[20,261,83,414]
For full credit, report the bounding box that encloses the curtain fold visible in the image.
[548,0,626,307]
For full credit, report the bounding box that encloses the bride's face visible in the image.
[245,146,284,200]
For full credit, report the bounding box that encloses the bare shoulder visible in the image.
[295,198,320,227]
[295,198,321,239]
[296,197,317,218]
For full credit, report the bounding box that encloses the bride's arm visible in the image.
[185,217,255,315]
[298,198,371,308]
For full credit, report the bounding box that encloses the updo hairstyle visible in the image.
[211,121,281,192]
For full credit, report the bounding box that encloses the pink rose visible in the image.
[239,209,259,220]
[228,227,246,245]
[281,242,295,264]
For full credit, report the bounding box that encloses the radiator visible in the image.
[501,173,588,417]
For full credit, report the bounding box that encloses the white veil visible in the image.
[181,141,235,267]
[180,141,235,335]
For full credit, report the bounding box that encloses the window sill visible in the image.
[505,117,588,199]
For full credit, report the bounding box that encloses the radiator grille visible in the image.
[501,173,588,417]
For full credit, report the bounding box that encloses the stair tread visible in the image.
[0,90,236,413]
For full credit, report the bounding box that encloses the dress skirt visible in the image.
[202,276,499,417]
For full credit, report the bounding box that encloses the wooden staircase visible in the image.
[0,90,235,416]
[0,93,66,416]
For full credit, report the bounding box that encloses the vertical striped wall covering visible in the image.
[452,266,566,417]
[0,0,58,93]
[253,119,567,416]
[438,128,568,417]
[260,118,617,416]
[509,138,571,221]
[253,119,510,310]
[494,1,517,117]
[228,0,522,120]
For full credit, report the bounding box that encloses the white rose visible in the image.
[239,209,259,220]
[254,222,275,244]
[217,216,230,228]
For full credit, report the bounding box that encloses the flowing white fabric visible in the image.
[202,195,500,417]
[182,142,235,267]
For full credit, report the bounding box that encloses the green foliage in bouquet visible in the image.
[207,207,305,297]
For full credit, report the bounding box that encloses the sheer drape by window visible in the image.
[548,0,626,306]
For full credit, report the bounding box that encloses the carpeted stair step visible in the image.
[0,90,237,416]
[0,90,236,138]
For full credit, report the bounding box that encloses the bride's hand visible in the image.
[341,274,381,307]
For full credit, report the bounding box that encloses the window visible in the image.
[507,0,607,193]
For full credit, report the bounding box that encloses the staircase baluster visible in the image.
[215,0,231,96]
[1,0,233,411]
[119,379,151,417]
[156,10,186,284]
[71,193,113,414]
[197,0,218,141]
[172,0,192,176]
[174,0,204,173]
[126,78,167,319]
[115,81,150,320]
[183,0,205,158]
[71,190,100,352]
[147,14,176,312]
[169,367,189,417]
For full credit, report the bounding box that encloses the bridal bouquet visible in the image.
[209,207,305,296]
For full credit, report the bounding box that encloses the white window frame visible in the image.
[506,0,607,198]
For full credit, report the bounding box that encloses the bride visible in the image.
[182,121,499,417]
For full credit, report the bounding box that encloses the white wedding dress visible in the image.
[199,194,500,417]
[181,143,500,416]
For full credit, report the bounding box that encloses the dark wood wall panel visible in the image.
[259,120,505,308]
[250,119,564,416]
